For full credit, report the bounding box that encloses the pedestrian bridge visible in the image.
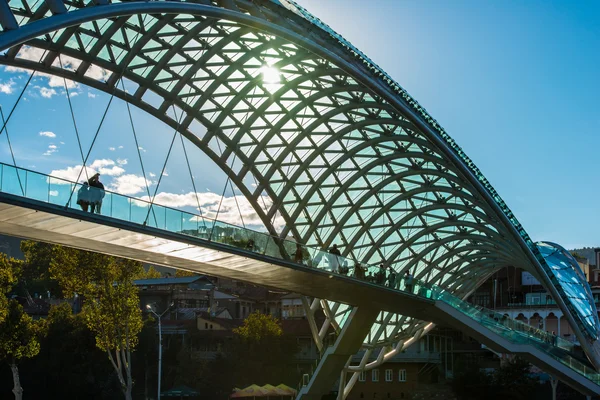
[0,162,597,396]
[0,0,597,398]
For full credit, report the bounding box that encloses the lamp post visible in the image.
[146,303,173,400]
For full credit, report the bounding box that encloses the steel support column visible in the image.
[297,306,379,400]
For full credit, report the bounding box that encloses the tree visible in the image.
[0,300,45,400]
[0,253,20,323]
[175,269,197,277]
[233,311,283,340]
[19,240,61,302]
[451,356,544,400]
[231,311,298,387]
[50,246,144,400]
[135,266,162,279]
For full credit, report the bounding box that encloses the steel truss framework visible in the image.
[0,0,598,390]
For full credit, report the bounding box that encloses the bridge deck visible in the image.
[0,192,599,395]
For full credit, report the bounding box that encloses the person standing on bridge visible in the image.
[328,244,341,273]
[387,267,397,289]
[76,181,90,212]
[404,270,414,293]
[88,173,105,214]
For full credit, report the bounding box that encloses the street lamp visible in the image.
[146,302,173,400]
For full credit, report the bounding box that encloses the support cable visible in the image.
[215,138,245,228]
[0,71,35,137]
[208,137,237,241]
[58,54,89,184]
[0,106,23,195]
[64,14,152,208]
[179,129,206,229]
[142,104,184,225]
[65,92,117,207]
[121,78,157,226]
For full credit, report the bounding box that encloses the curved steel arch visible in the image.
[0,0,598,380]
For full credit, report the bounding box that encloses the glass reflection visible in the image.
[536,241,599,339]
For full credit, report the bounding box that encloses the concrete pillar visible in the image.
[297,306,379,400]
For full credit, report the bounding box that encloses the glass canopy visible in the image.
[537,242,599,339]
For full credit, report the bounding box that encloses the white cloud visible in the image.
[48,158,121,183]
[109,174,152,195]
[43,144,58,156]
[60,141,65,145]
[116,158,128,165]
[89,159,115,169]
[49,190,58,197]
[88,92,96,98]
[98,166,125,176]
[40,87,56,98]
[0,79,15,94]
[39,131,56,138]
[118,146,124,149]
[162,171,169,177]
[149,172,156,178]
[49,165,94,182]
[138,146,146,153]
[69,91,79,97]
[136,191,283,229]
[109,147,116,151]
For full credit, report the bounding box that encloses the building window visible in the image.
[385,369,393,382]
[359,371,366,382]
[372,369,379,382]
[398,369,407,382]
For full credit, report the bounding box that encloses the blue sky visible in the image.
[0,0,597,248]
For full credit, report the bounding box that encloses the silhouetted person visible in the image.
[328,244,341,273]
[376,263,386,285]
[88,173,105,214]
[354,262,365,279]
[76,181,90,212]
[294,243,304,264]
[404,270,414,293]
[246,239,255,251]
[387,268,397,289]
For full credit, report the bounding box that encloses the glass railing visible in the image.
[0,162,598,384]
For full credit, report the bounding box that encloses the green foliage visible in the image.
[20,241,52,281]
[50,247,144,352]
[0,300,44,363]
[233,311,283,341]
[0,253,20,324]
[230,312,298,387]
[49,246,143,399]
[19,240,60,299]
[135,266,162,279]
[451,356,542,400]
[175,269,198,277]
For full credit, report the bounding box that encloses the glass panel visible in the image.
[26,170,49,202]
[2,165,25,196]
[48,178,73,207]
[165,207,183,233]
[0,161,597,384]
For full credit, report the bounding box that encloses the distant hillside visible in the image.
[570,247,598,265]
